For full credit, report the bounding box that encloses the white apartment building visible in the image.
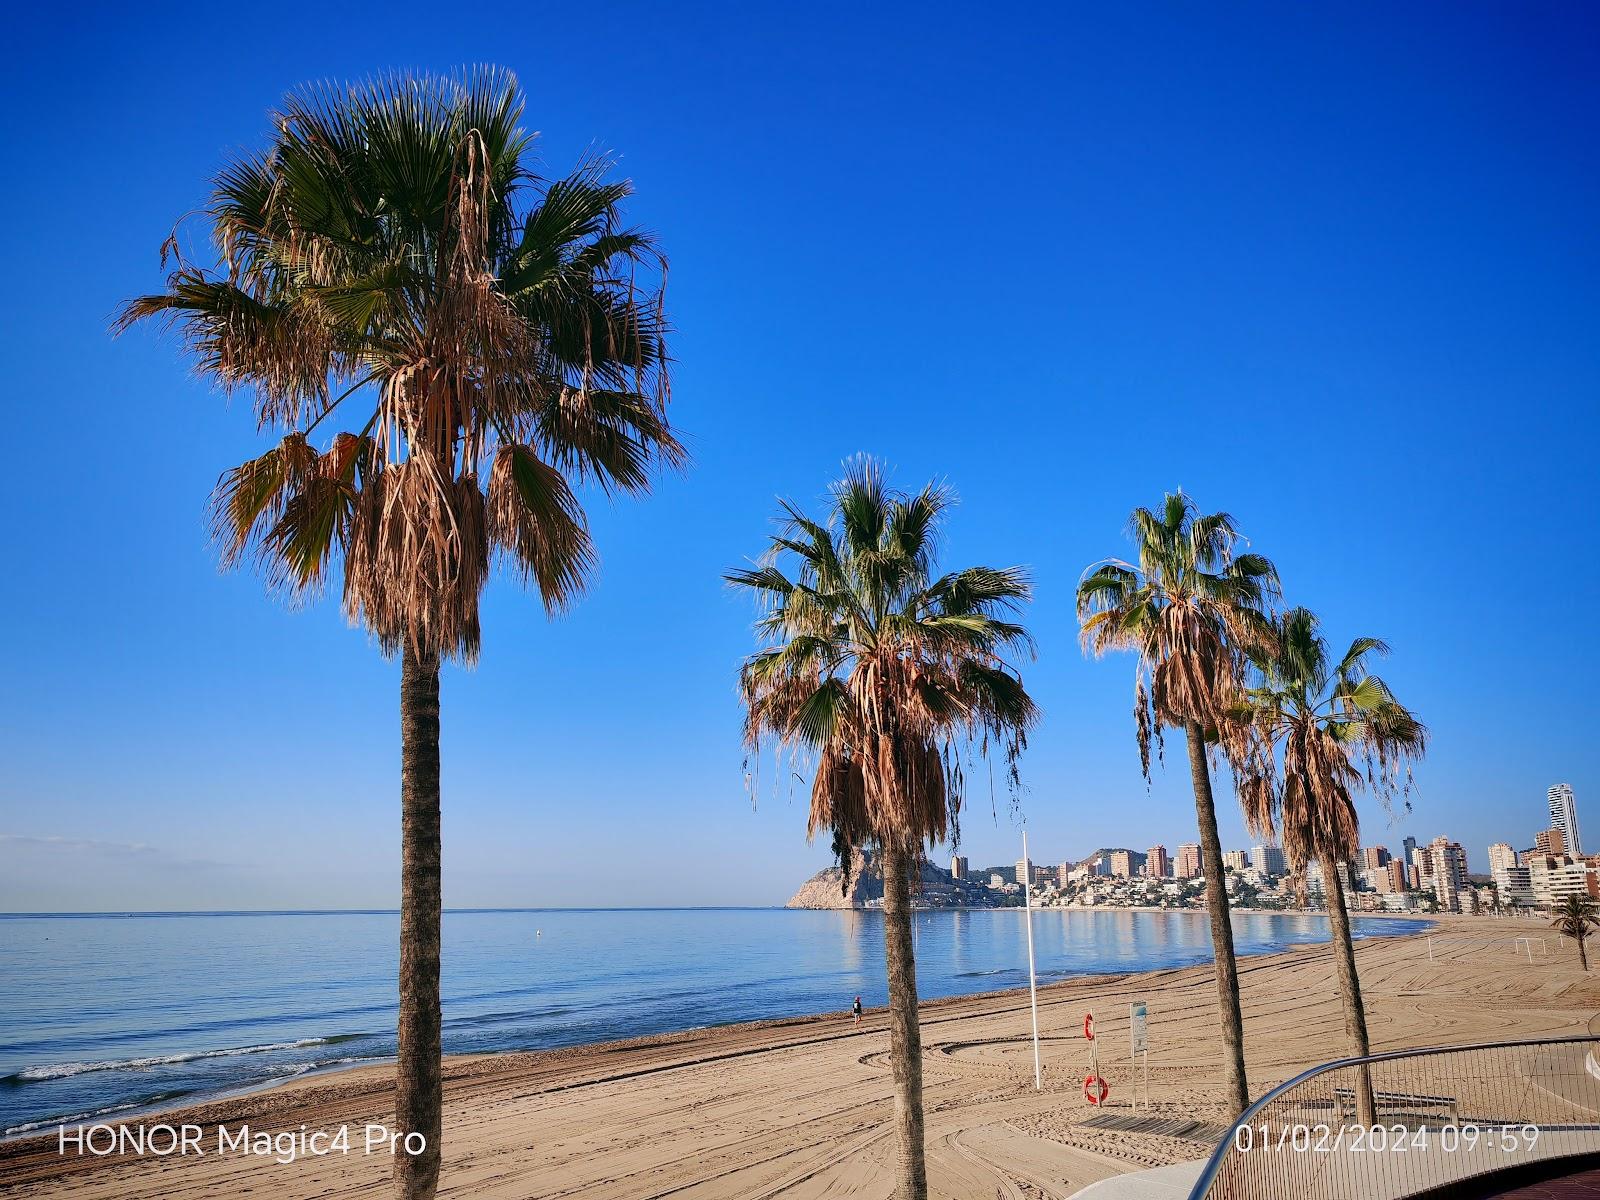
[1531,859,1595,905]
[1493,865,1536,907]
[1251,844,1286,875]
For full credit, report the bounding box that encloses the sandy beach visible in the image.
[2,915,1594,1199]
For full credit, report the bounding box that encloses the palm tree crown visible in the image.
[729,458,1038,862]
[118,69,681,661]
[1233,607,1428,873]
[1552,895,1599,939]
[1552,894,1599,971]
[1077,492,1279,776]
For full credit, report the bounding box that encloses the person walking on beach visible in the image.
[852,995,863,1027]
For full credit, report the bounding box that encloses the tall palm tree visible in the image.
[729,459,1037,1200]
[118,70,680,1200]
[1231,607,1426,1122]
[1552,895,1599,971]
[1077,493,1277,1118]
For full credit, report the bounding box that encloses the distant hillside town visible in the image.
[788,782,1587,917]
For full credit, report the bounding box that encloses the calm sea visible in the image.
[0,907,1428,1136]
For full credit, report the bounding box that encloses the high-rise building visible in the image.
[1175,843,1202,878]
[1251,844,1286,875]
[1487,843,1517,875]
[950,855,968,880]
[1362,846,1390,870]
[1385,859,1408,894]
[1146,845,1170,879]
[1535,828,1568,858]
[1402,836,1418,866]
[1429,837,1469,912]
[1550,784,1582,857]
[1057,862,1073,887]
[1109,849,1135,878]
[1223,849,1249,872]
[1015,858,1032,886]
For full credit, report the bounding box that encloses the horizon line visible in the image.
[0,906,796,918]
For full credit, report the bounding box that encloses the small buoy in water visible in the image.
[536,930,542,937]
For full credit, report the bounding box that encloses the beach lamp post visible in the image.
[1022,831,1043,1090]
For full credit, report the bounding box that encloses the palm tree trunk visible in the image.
[1185,720,1250,1118]
[1580,935,1589,972]
[396,645,443,1200]
[879,837,928,1200]
[1320,851,1375,1126]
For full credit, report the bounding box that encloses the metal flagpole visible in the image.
[1022,830,1042,1090]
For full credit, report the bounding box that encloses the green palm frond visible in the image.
[486,443,595,614]
[791,678,850,747]
[927,566,1031,616]
[1334,636,1391,683]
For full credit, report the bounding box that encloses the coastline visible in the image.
[8,915,1581,1200]
[0,906,1427,1143]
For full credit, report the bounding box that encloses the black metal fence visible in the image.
[1185,1036,1600,1200]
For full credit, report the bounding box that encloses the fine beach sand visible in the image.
[2,915,1595,1199]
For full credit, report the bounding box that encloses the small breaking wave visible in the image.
[3,1038,349,1084]
[2,1088,193,1138]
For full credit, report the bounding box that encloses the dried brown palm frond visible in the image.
[116,277,340,429]
[210,432,320,566]
[1277,721,1363,870]
[344,455,488,661]
[810,743,871,853]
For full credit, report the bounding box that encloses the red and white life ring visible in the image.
[1083,1074,1110,1105]
[1083,1013,1096,1041]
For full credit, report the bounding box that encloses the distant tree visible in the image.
[1231,606,1426,1124]
[730,459,1037,1200]
[1078,492,1278,1117]
[1552,895,1600,971]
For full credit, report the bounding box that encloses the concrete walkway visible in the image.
[1068,1159,1206,1199]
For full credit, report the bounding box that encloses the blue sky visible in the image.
[1,2,1596,910]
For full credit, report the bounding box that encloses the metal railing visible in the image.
[1587,1011,1600,1082]
[1186,1036,1600,1200]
